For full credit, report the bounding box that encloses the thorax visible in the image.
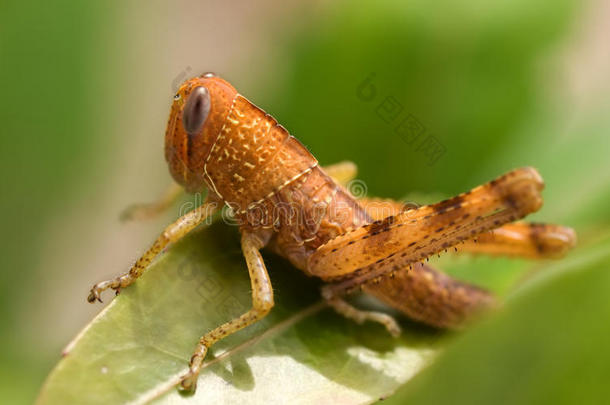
[203,94,370,273]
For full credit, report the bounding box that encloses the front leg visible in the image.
[87,199,218,303]
[120,182,184,222]
[180,231,275,391]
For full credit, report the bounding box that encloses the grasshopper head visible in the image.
[165,73,237,193]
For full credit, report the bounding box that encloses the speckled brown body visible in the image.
[186,87,498,327]
[161,75,575,331]
[248,165,371,271]
[168,77,371,274]
[89,73,576,391]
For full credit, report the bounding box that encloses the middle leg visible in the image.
[322,285,401,336]
[323,161,357,186]
[179,231,275,391]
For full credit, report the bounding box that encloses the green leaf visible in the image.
[383,232,610,405]
[36,222,441,405]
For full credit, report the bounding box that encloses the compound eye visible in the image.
[182,86,211,136]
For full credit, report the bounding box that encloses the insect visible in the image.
[87,73,576,391]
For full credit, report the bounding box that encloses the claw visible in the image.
[120,204,164,223]
[119,204,150,222]
[178,372,197,393]
[386,322,402,338]
[118,206,135,222]
[87,287,103,304]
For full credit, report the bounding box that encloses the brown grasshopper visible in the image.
[87,73,576,391]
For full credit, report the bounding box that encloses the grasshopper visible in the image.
[87,73,576,391]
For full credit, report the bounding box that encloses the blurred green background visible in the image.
[1,0,609,403]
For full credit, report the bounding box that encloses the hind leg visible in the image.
[354,200,574,329]
[309,167,547,282]
[361,263,494,329]
[458,222,576,259]
[316,168,574,330]
[358,196,575,260]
